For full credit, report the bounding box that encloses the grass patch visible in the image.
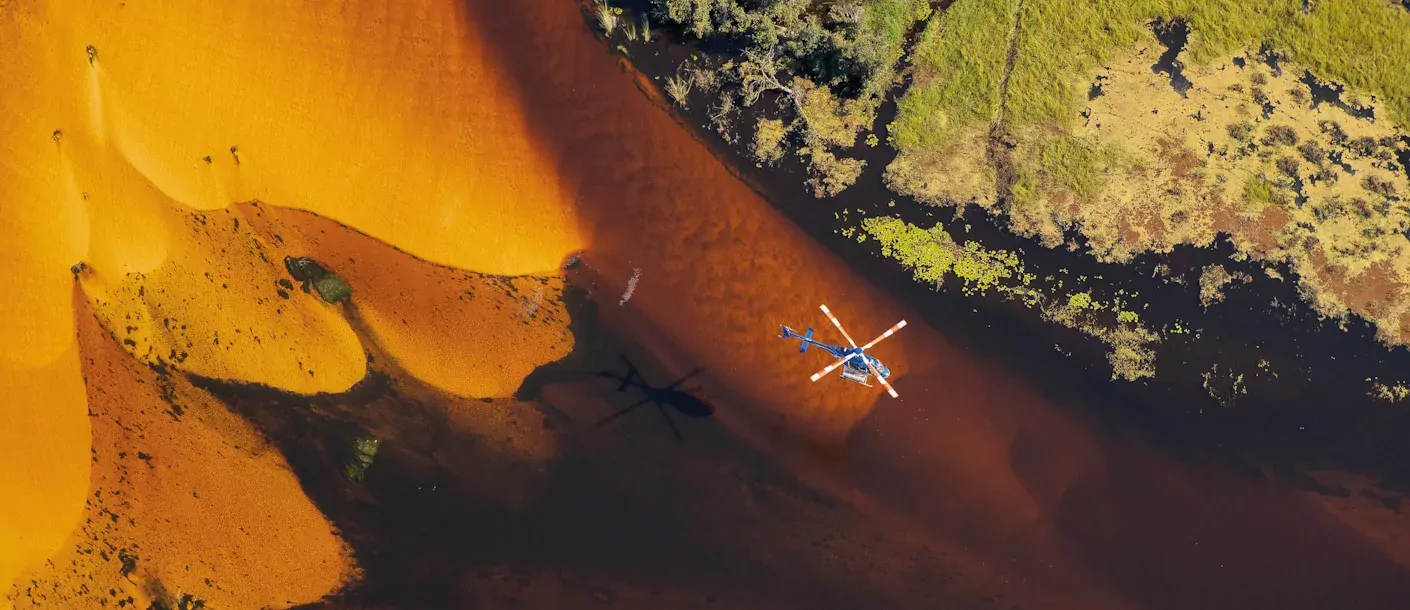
[891,0,1018,151]
[892,0,1410,173]
[1040,135,1119,201]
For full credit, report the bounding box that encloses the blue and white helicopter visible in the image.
[780,304,907,398]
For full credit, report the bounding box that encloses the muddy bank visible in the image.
[450,0,1410,607]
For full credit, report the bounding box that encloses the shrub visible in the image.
[1298,140,1327,163]
[1362,173,1399,198]
[1228,121,1255,141]
[1261,125,1299,146]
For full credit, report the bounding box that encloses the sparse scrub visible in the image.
[1320,120,1349,145]
[1198,264,1251,306]
[1298,140,1326,163]
[1349,136,1380,157]
[1228,121,1254,142]
[1276,155,1300,177]
[1369,380,1410,402]
[803,147,867,196]
[1362,173,1399,198]
[1251,86,1270,106]
[1261,125,1299,147]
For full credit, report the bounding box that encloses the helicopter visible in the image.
[593,355,713,440]
[780,304,906,398]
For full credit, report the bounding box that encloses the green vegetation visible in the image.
[643,0,935,195]
[341,434,381,483]
[594,0,621,35]
[862,216,1160,380]
[283,256,353,304]
[894,0,1410,151]
[753,117,788,164]
[1368,379,1410,403]
[1038,135,1122,202]
[890,0,1016,151]
[883,0,1410,347]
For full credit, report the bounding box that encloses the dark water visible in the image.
[1301,70,1377,120]
[1150,19,1192,98]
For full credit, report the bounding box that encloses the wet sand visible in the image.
[460,0,1410,607]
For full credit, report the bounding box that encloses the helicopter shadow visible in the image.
[590,354,714,441]
[514,258,716,441]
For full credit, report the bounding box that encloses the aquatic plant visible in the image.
[1368,379,1410,402]
[665,73,693,107]
[862,215,1161,380]
[595,0,617,35]
[341,433,382,483]
[640,14,652,42]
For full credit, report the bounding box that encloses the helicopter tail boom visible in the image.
[780,325,818,352]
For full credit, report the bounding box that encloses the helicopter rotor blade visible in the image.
[864,359,900,398]
[819,304,858,348]
[861,320,908,351]
[810,352,858,382]
[654,402,685,440]
[596,398,651,426]
[665,367,706,390]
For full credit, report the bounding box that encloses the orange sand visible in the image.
[49,0,581,275]
[242,203,574,399]
[0,335,90,604]
[0,3,90,368]
[5,0,584,590]
[8,300,351,608]
[76,202,367,395]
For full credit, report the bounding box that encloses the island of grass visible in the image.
[887,0,1410,346]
